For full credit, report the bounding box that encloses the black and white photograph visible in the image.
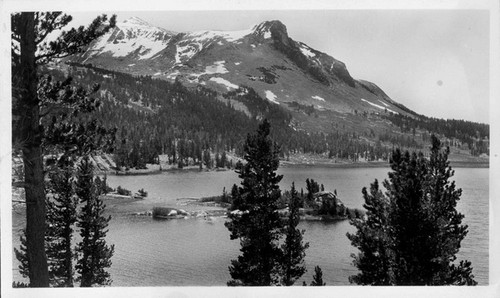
[1,0,498,297]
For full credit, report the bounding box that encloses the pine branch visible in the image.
[35,14,116,65]
[35,12,64,45]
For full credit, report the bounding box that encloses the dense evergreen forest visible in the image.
[381,113,489,155]
[43,62,489,169]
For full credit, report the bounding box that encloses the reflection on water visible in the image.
[12,166,488,286]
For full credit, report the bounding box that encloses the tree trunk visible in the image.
[64,225,74,287]
[19,12,50,287]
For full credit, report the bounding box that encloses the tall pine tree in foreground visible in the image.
[75,156,114,287]
[226,120,307,286]
[225,119,284,286]
[348,135,476,285]
[11,11,115,287]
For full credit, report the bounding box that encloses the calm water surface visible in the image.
[12,166,489,286]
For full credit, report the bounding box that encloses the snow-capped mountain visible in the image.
[82,17,176,61]
[73,17,413,122]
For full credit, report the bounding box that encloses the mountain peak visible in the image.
[254,20,286,30]
[122,16,152,26]
[252,20,288,41]
[118,16,177,36]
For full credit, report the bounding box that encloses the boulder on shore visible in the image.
[152,207,182,219]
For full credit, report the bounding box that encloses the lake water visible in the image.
[11,166,489,286]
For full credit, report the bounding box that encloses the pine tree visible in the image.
[305,178,320,204]
[229,184,241,211]
[75,156,114,287]
[45,165,78,287]
[11,12,115,287]
[348,135,476,285]
[225,119,284,286]
[347,179,392,285]
[310,265,326,286]
[215,152,221,168]
[203,150,212,169]
[281,182,309,286]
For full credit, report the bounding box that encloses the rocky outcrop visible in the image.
[152,207,190,219]
[312,191,343,209]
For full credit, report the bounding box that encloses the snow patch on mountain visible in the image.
[91,37,132,58]
[176,42,203,64]
[251,22,273,39]
[312,95,325,102]
[181,61,230,80]
[361,98,397,114]
[166,70,180,79]
[187,28,253,43]
[205,61,229,74]
[119,17,176,35]
[265,90,279,105]
[378,100,389,107]
[137,41,169,60]
[300,44,315,58]
[209,77,239,90]
[122,17,176,34]
[89,17,173,60]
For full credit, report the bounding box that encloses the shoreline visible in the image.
[99,166,231,176]
[101,159,488,176]
[280,160,389,169]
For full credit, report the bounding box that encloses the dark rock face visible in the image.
[323,56,356,87]
[312,191,340,209]
[263,21,355,88]
[267,20,290,46]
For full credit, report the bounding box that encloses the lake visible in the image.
[11,165,489,286]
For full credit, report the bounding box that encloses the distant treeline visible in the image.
[381,113,489,156]
[43,62,488,169]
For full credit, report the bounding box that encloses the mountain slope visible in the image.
[59,17,488,167]
[72,18,412,121]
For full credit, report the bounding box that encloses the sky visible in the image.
[65,9,491,124]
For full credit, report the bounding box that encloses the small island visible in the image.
[150,183,364,222]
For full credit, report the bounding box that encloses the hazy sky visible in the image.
[68,10,490,123]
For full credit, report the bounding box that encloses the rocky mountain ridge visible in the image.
[73,17,412,120]
[56,16,489,168]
